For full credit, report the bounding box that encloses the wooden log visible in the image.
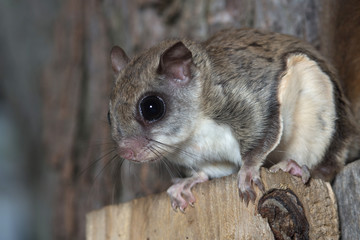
[333,160,360,240]
[86,168,339,240]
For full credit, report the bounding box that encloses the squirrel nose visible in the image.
[119,148,135,160]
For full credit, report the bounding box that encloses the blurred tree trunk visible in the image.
[42,0,353,239]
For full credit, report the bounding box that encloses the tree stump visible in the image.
[86,168,339,240]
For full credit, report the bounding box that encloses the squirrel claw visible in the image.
[237,165,263,205]
[167,172,208,212]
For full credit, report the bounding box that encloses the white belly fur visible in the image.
[176,118,242,178]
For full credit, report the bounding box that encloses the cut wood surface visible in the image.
[86,168,339,240]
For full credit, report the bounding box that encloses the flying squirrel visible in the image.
[108,28,356,212]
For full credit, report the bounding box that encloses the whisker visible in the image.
[153,144,202,176]
[150,144,186,176]
[265,159,276,166]
[111,157,124,203]
[88,141,117,147]
[149,139,201,161]
[84,153,119,207]
[149,142,203,179]
[149,146,178,178]
[161,158,182,178]
[78,148,118,177]
[93,154,119,181]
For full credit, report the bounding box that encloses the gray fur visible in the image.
[109,28,355,182]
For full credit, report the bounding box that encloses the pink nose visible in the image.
[119,148,135,160]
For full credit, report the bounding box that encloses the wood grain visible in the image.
[87,168,339,240]
[333,160,360,240]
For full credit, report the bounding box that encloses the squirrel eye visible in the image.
[139,95,166,123]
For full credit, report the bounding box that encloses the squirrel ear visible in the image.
[158,42,193,84]
[110,46,130,74]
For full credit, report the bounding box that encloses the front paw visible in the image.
[166,172,208,212]
[237,166,264,206]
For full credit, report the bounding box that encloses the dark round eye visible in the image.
[139,95,166,122]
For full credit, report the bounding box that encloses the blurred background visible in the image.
[1,0,358,239]
[0,1,59,239]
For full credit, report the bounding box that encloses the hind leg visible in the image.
[270,159,311,183]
